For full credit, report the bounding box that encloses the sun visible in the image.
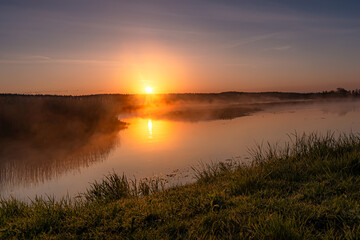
[145,86,153,94]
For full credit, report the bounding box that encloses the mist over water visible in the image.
[1,94,360,200]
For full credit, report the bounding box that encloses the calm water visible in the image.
[1,100,360,200]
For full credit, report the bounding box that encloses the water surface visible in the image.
[1,100,360,200]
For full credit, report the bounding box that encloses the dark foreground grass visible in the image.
[1,133,360,239]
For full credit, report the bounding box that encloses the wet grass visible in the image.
[1,133,360,239]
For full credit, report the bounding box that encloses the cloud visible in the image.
[24,55,52,60]
[265,45,292,51]
[224,33,282,49]
[0,55,122,65]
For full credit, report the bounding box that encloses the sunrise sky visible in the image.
[1,0,359,94]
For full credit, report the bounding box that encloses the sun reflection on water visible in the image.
[148,119,153,139]
[125,118,175,146]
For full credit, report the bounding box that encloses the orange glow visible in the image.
[115,44,188,94]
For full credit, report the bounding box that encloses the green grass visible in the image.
[1,133,360,239]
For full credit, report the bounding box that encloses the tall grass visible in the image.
[192,159,238,183]
[1,132,360,239]
[82,173,168,203]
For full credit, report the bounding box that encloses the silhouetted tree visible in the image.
[336,88,349,95]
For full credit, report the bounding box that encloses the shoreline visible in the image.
[1,133,360,239]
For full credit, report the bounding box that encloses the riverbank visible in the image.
[1,133,360,239]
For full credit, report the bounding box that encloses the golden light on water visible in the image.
[126,118,175,145]
[148,119,153,138]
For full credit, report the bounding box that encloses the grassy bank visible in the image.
[1,133,360,239]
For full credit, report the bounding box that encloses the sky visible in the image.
[0,0,360,94]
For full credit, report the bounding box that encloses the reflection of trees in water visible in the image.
[0,130,122,191]
[0,94,128,192]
